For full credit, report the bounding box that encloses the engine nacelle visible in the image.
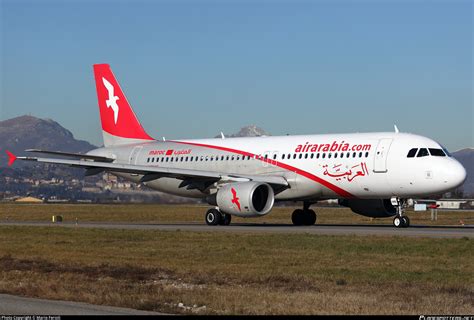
[339,199,397,218]
[215,182,274,217]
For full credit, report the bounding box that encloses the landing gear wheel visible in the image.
[220,213,232,226]
[401,216,410,228]
[205,209,221,226]
[292,209,304,226]
[303,209,317,226]
[393,216,402,228]
[392,198,410,228]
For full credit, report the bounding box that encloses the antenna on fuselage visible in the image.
[162,137,166,141]
[394,125,400,133]
[220,132,225,139]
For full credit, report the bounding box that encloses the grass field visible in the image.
[1,203,473,226]
[0,204,472,315]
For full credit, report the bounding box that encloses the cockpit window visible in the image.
[417,148,429,157]
[429,148,446,157]
[407,148,418,158]
[441,146,452,157]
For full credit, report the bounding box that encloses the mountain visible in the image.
[0,115,96,166]
[452,148,474,197]
[216,125,270,138]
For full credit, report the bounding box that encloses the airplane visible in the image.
[6,64,467,228]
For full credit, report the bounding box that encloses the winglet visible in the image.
[6,150,17,166]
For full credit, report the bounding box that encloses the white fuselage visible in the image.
[88,131,466,201]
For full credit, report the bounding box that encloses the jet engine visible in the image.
[338,199,397,218]
[212,182,275,217]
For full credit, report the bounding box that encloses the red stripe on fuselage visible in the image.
[169,140,355,199]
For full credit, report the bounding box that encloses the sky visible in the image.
[1,0,472,151]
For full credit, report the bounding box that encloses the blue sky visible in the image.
[1,0,472,150]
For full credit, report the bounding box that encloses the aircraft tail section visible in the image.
[93,64,154,147]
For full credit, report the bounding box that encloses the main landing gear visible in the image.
[205,208,232,226]
[392,197,410,228]
[291,202,317,226]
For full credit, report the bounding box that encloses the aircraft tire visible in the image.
[303,209,317,226]
[205,209,221,226]
[220,213,232,226]
[292,209,305,226]
[393,216,403,228]
[401,216,410,228]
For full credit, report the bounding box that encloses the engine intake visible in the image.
[214,182,274,217]
[339,199,397,218]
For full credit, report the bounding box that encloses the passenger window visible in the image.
[359,152,362,158]
[317,153,320,159]
[293,154,297,159]
[311,154,314,159]
[407,148,417,158]
[334,153,338,158]
[346,152,350,158]
[417,148,429,157]
[353,152,356,158]
[429,148,446,157]
[322,153,326,158]
[328,153,332,158]
[299,154,302,159]
[365,152,369,158]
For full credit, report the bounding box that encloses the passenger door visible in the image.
[373,138,392,173]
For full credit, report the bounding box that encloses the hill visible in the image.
[0,115,96,161]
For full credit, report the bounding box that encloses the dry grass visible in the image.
[0,225,472,315]
[0,203,472,226]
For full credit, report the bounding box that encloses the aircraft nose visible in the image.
[448,160,467,189]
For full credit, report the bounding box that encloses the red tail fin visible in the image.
[93,64,154,146]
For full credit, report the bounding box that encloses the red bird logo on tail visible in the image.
[231,188,241,211]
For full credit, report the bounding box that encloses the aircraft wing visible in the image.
[14,154,289,191]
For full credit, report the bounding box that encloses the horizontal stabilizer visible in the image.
[25,149,114,162]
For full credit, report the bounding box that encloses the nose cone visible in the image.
[448,160,467,189]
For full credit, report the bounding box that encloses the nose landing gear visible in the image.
[392,198,410,228]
